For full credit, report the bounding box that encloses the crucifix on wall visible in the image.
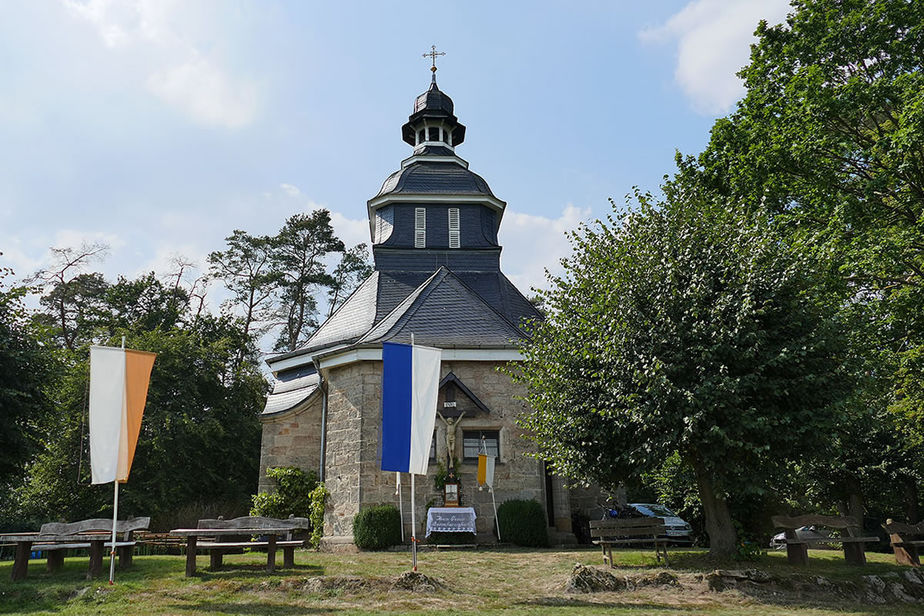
[437,410,465,471]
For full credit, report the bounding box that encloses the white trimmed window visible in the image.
[415,208,426,248]
[463,430,500,461]
[374,207,394,243]
[448,208,460,248]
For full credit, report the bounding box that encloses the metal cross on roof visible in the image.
[423,45,445,78]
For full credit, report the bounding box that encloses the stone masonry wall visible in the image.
[257,395,323,493]
[321,362,370,540]
[353,359,548,540]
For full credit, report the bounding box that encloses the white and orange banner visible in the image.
[89,346,156,485]
[477,453,495,489]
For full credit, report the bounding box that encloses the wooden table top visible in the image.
[169,527,307,537]
[0,531,113,542]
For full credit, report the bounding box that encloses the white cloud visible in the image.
[62,0,259,128]
[330,211,371,249]
[280,183,302,197]
[640,0,791,115]
[147,54,258,129]
[52,229,126,254]
[0,240,44,278]
[499,204,591,294]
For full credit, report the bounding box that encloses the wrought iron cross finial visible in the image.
[423,45,445,79]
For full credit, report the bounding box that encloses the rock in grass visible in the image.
[391,571,444,592]
[566,564,627,593]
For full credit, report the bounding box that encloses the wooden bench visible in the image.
[771,514,879,566]
[170,516,310,576]
[1,517,150,581]
[882,519,924,567]
[589,517,674,566]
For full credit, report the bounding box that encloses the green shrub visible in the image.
[353,504,402,550]
[308,483,328,549]
[250,466,318,518]
[497,499,548,547]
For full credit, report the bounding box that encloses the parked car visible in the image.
[628,503,693,542]
[769,525,831,549]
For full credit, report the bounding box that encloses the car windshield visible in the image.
[639,504,675,517]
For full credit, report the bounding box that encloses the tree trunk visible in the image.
[841,475,864,526]
[902,478,920,523]
[692,459,737,556]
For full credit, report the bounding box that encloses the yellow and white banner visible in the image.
[477,453,495,489]
[89,346,156,485]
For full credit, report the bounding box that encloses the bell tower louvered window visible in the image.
[448,208,460,248]
[414,208,426,248]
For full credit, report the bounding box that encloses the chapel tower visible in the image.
[258,66,590,547]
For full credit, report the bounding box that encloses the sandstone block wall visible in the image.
[327,359,550,540]
[257,395,323,493]
[321,362,371,538]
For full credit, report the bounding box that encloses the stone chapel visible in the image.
[258,70,595,548]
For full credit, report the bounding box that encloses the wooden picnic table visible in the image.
[170,517,309,577]
[2,525,142,581]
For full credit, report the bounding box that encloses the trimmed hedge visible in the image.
[353,504,402,550]
[497,499,548,547]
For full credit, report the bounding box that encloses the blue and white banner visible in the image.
[381,342,441,475]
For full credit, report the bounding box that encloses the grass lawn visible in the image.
[0,546,919,615]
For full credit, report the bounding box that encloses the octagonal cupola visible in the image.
[401,78,466,154]
[367,56,507,267]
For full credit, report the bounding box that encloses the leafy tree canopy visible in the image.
[513,186,853,555]
[0,268,57,486]
[11,271,266,528]
[691,0,924,431]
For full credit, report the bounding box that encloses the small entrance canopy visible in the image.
[437,372,491,418]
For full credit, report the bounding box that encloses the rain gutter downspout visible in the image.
[314,356,328,482]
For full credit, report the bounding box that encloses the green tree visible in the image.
[0,268,57,488]
[513,191,852,555]
[208,230,280,344]
[694,0,924,440]
[14,272,267,525]
[326,243,373,318]
[271,210,344,352]
[28,243,108,351]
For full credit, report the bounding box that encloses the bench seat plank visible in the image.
[197,540,303,549]
[593,538,668,545]
[33,541,136,551]
[787,536,879,544]
[773,514,878,566]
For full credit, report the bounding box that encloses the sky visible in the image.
[0,0,792,347]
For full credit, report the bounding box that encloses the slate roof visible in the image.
[273,265,541,367]
[357,267,526,348]
[402,80,466,147]
[414,81,454,116]
[376,161,494,198]
[301,271,380,351]
[262,372,320,416]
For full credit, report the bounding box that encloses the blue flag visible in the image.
[381,342,441,474]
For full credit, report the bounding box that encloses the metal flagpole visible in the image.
[480,435,500,542]
[491,486,500,542]
[410,473,418,571]
[108,336,125,585]
[396,472,405,543]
